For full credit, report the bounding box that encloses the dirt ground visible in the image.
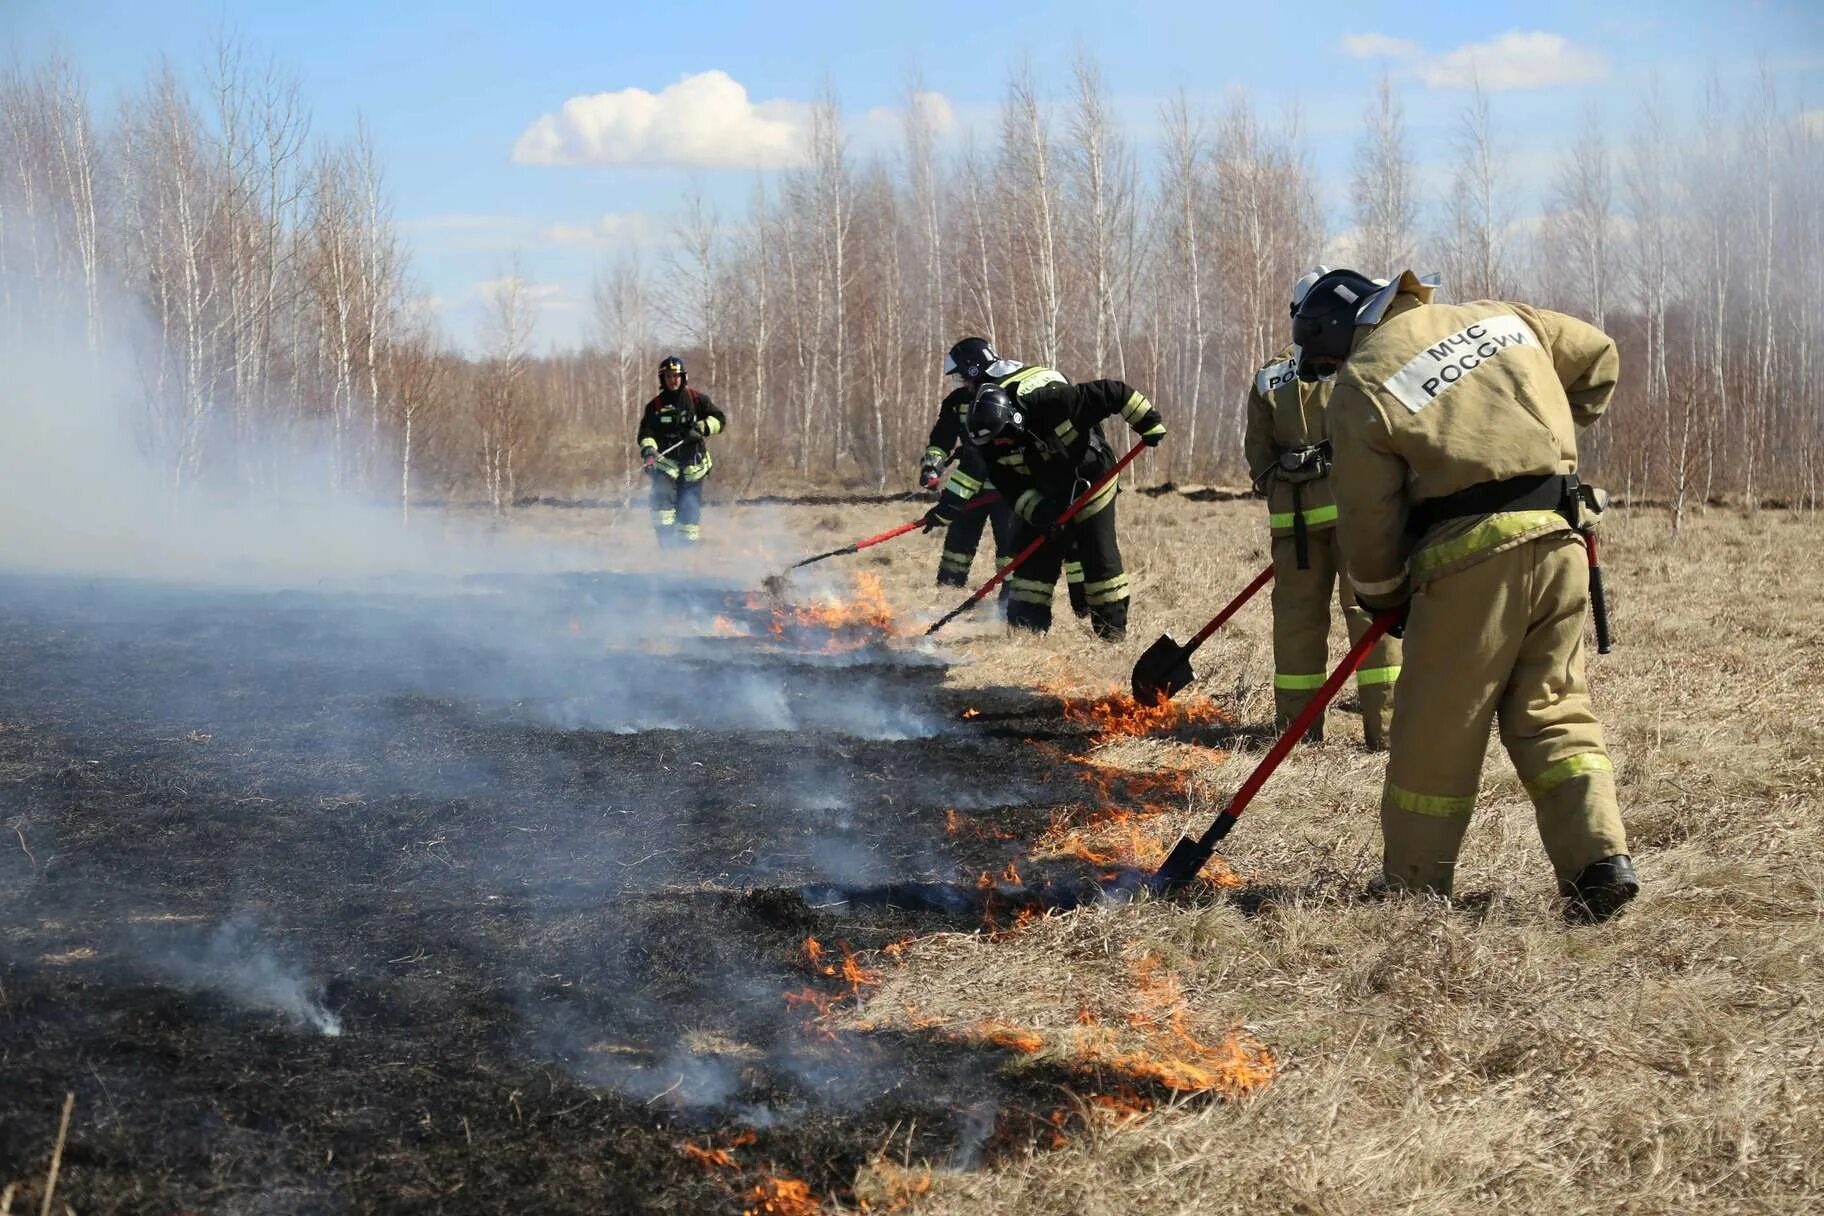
[3,492,1820,1214]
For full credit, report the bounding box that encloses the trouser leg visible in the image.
[1496,534,1629,884]
[1074,504,1129,642]
[987,493,1016,612]
[675,476,704,545]
[938,501,989,587]
[1339,565,1402,752]
[1065,542,1089,618]
[1380,552,1528,896]
[1271,531,1337,742]
[1004,519,1061,634]
[649,472,679,546]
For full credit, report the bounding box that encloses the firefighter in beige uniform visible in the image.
[1244,270,1400,749]
[1291,268,1638,922]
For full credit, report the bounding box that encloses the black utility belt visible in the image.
[1407,472,1581,537]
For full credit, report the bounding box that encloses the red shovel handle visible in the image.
[1187,563,1275,650]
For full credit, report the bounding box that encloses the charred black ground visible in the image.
[0,568,1229,1214]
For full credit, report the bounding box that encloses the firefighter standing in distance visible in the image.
[1294,267,1637,922]
[922,337,1089,616]
[638,356,726,547]
[1245,268,1401,750]
[937,371,1166,641]
[919,379,1017,590]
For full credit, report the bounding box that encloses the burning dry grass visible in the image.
[751,495,1824,1213]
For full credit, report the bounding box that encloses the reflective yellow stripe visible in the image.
[946,469,983,496]
[1268,504,1340,529]
[1002,366,1065,395]
[1120,391,1151,422]
[1355,665,1401,686]
[679,524,701,540]
[1014,490,1046,521]
[1055,419,1078,444]
[940,550,972,568]
[1141,422,1166,438]
[655,509,678,524]
[1523,752,1614,799]
[996,556,1012,569]
[999,452,1029,470]
[681,454,713,481]
[1063,560,1084,580]
[924,446,948,464]
[1386,784,1475,817]
[1273,672,1325,691]
[1083,574,1130,605]
[1410,510,1565,580]
[699,416,722,436]
[640,440,658,454]
[1007,576,1054,605]
[1075,478,1118,518]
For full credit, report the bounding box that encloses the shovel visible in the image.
[1130,563,1275,703]
[924,439,1149,638]
[1148,610,1400,895]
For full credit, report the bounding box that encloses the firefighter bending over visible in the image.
[1245,267,1401,750]
[935,371,1165,641]
[1295,267,1637,922]
[922,337,1090,617]
[638,355,726,548]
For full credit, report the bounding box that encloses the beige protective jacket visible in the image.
[1244,343,1338,538]
[1328,279,1618,604]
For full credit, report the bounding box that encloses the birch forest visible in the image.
[5,48,1821,511]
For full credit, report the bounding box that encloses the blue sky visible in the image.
[7,1,1821,350]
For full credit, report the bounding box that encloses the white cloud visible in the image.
[1340,33,1420,60]
[1418,31,1607,91]
[512,70,812,169]
[468,276,571,311]
[540,212,653,249]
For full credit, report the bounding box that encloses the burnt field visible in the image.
[0,563,1257,1214]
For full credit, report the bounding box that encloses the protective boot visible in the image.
[1561,854,1639,924]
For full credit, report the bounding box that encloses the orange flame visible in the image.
[681,1141,739,1170]
[749,572,898,651]
[743,1175,819,1216]
[961,707,980,719]
[710,614,748,638]
[1044,683,1227,745]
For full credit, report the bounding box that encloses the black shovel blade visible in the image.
[1148,834,1212,895]
[1131,632,1194,704]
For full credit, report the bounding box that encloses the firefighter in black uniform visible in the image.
[930,372,1166,641]
[637,355,726,547]
[920,384,1017,588]
[922,337,1089,616]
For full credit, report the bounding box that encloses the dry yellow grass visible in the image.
[512,492,1824,1213]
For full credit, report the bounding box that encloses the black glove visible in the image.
[1028,498,1066,544]
[640,450,657,472]
[918,461,943,492]
[920,507,947,534]
[1141,424,1167,448]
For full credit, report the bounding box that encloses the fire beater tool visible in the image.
[924,439,1150,638]
[1148,609,1400,894]
[1130,562,1275,703]
[616,437,690,508]
[785,493,1002,572]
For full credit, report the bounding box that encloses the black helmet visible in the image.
[658,355,686,387]
[1289,269,1381,382]
[965,384,1024,447]
[944,336,997,385]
